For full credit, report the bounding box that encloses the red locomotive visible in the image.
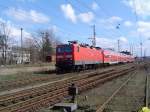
[56,41,134,71]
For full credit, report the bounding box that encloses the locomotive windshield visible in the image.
[57,45,72,53]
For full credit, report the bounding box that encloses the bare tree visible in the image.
[0,22,11,65]
[23,37,41,63]
[30,28,61,62]
[21,28,62,63]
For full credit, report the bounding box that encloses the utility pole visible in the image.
[129,43,133,55]
[21,28,23,64]
[88,25,96,47]
[131,44,133,55]
[117,39,120,52]
[93,25,96,47]
[140,42,142,58]
[144,48,146,58]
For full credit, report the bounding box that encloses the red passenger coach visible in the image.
[56,41,103,71]
[103,49,135,64]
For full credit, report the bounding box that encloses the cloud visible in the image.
[5,7,50,23]
[98,16,123,29]
[108,16,122,23]
[123,0,150,18]
[91,2,99,11]
[11,27,31,39]
[96,37,116,49]
[78,12,94,23]
[0,18,33,45]
[124,21,133,27]
[137,21,150,38]
[124,20,150,56]
[60,4,94,24]
[60,4,77,23]
[119,36,128,43]
[96,35,129,53]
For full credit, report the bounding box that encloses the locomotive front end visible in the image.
[56,44,73,71]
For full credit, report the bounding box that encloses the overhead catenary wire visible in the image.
[133,0,143,57]
[0,1,128,51]
[73,0,127,51]
[95,0,127,37]
[67,0,121,48]
[93,0,140,55]
[28,1,92,42]
[76,0,125,36]
[27,0,123,47]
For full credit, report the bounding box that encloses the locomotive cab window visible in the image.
[65,46,72,53]
[57,47,64,53]
[57,46,72,53]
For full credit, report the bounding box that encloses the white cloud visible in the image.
[108,16,122,23]
[78,12,94,23]
[124,21,133,27]
[0,18,33,45]
[137,21,150,38]
[11,27,31,39]
[123,0,150,18]
[60,4,95,24]
[125,20,150,56]
[96,37,116,49]
[91,2,99,10]
[119,36,128,43]
[96,36,129,53]
[5,8,50,23]
[60,4,77,23]
[98,16,122,29]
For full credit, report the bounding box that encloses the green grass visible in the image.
[0,75,18,82]
[0,72,50,82]
[1,62,55,69]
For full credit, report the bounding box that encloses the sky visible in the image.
[0,0,150,56]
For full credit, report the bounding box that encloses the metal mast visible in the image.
[21,28,23,64]
[92,25,96,47]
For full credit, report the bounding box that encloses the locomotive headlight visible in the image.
[66,55,72,58]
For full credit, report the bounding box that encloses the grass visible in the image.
[0,62,55,69]
[0,71,50,82]
[0,75,18,82]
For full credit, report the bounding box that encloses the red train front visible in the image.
[56,41,103,71]
[56,43,73,71]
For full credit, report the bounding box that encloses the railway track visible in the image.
[96,64,149,112]
[0,65,135,112]
[0,63,134,92]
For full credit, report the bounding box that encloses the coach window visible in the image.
[77,46,80,52]
[105,55,109,58]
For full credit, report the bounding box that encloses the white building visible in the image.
[0,46,30,65]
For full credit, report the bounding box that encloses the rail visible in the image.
[0,66,134,112]
[96,71,136,112]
